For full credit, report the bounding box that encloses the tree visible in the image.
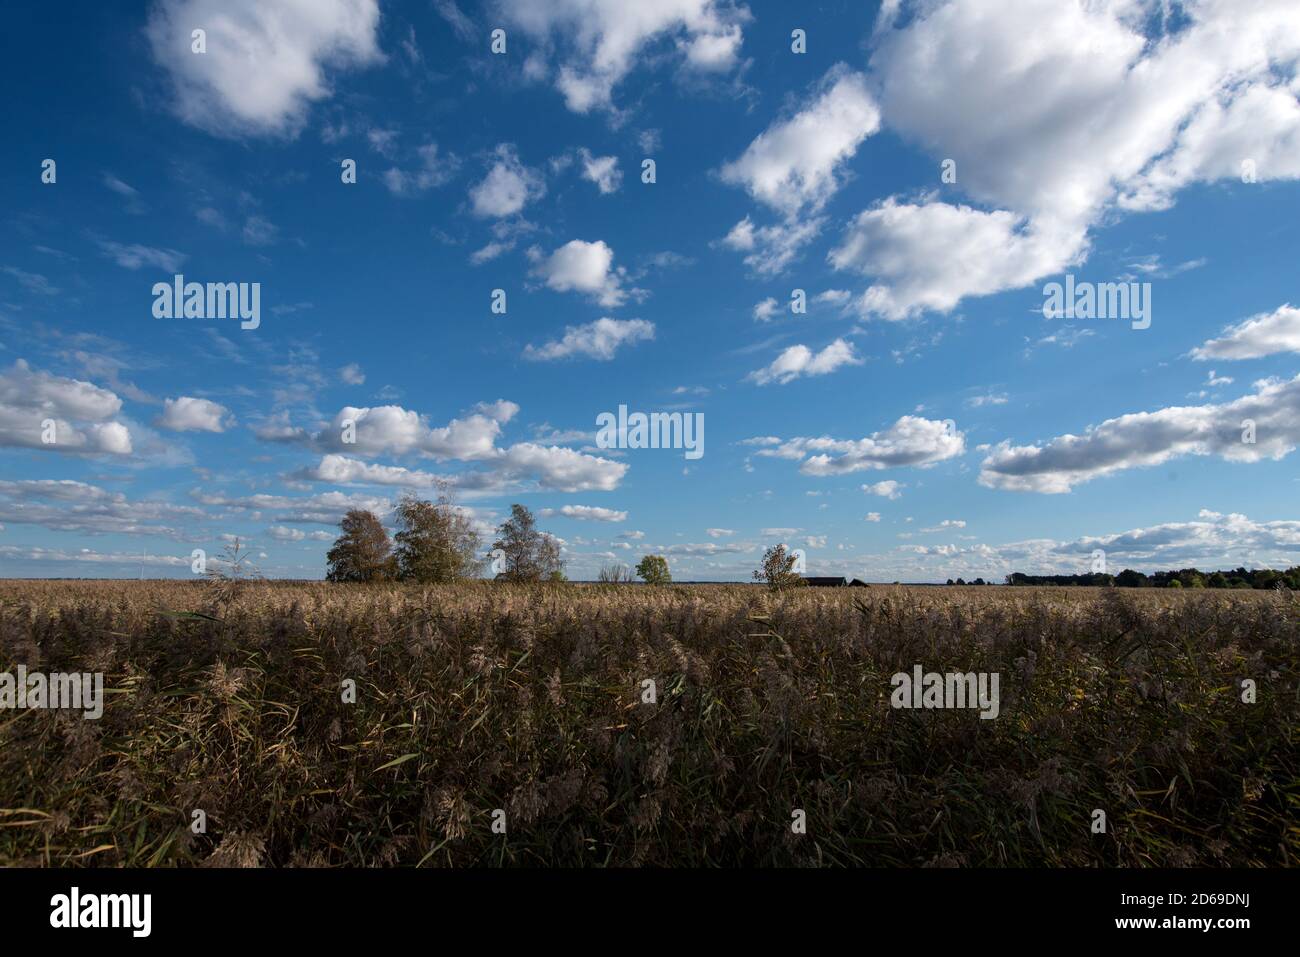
[326,509,396,582]
[636,554,671,585]
[753,544,806,591]
[492,504,565,582]
[393,485,482,583]
[598,564,634,583]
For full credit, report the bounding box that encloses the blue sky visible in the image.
[2,0,1300,581]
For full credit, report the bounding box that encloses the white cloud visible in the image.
[921,519,966,533]
[1192,304,1300,361]
[539,504,628,522]
[528,239,638,306]
[717,64,879,277]
[318,404,508,460]
[497,0,751,113]
[848,0,1300,317]
[147,0,383,138]
[524,317,655,361]
[0,480,204,537]
[157,396,233,433]
[980,374,1300,493]
[862,480,903,500]
[0,360,132,455]
[719,215,823,276]
[340,363,365,385]
[752,297,779,321]
[748,338,861,385]
[97,240,186,272]
[384,143,458,195]
[492,443,627,492]
[756,416,965,476]
[828,199,1086,320]
[299,454,440,488]
[469,144,545,217]
[865,512,881,522]
[705,528,735,538]
[577,148,622,193]
[720,64,879,216]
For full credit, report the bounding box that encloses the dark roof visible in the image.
[804,576,849,587]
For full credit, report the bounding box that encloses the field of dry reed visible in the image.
[1,580,1295,867]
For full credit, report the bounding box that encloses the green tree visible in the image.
[492,504,565,582]
[636,554,671,585]
[393,485,481,583]
[326,510,396,582]
[753,544,806,591]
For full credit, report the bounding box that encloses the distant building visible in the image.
[803,576,869,587]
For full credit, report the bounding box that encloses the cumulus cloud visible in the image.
[752,297,779,321]
[539,504,628,522]
[297,454,440,488]
[754,416,965,476]
[844,0,1300,317]
[719,215,823,276]
[1192,304,1300,361]
[146,0,383,137]
[0,360,132,455]
[497,0,751,113]
[524,317,655,361]
[747,338,861,385]
[828,199,1086,320]
[720,64,880,216]
[490,443,627,492]
[980,374,1300,493]
[862,480,904,499]
[528,239,639,306]
[157,396,233,433]
[469,144,545,217]
[317,404,509,460]
[577,148,622,193]
[717,64,878,275]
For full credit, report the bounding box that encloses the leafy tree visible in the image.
[393,486,481,583]
[326,509,396,582]
[636,554,671,585]
[492,504,565,582]
[1115,569,1147,587]
[753,544,806,591]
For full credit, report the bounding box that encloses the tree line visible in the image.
[325,485,674,584]
[1003,567,1300,589]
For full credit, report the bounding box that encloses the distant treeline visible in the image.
[1003,567,1300,589]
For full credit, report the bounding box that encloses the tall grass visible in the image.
[1,580,1295,866]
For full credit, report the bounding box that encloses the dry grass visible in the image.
[1,580,1296,867]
